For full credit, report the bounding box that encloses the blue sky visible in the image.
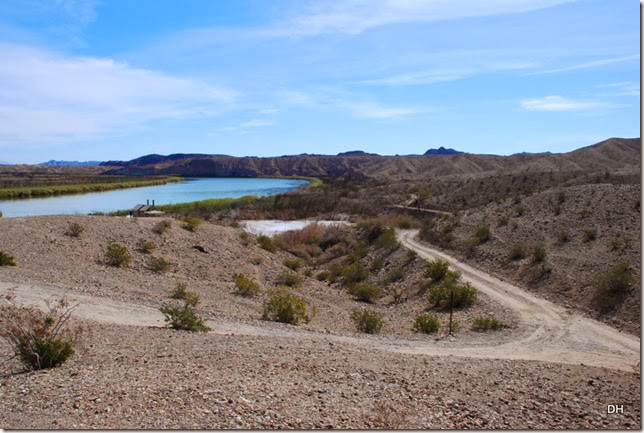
[0,0,639,163]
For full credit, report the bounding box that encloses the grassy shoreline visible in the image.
[0,176,185,200]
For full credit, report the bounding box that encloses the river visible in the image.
[0,177,308,217]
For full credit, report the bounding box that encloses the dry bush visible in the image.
[347,282,383,303]
[276,271,303,288]
[233,273,261,297]
[262,288,316,325]
[531,245,547,263]
[508,243,527,260]
[0,251,17,266]
[65,222,85,238]
[350,308,384,334]
[136,238,156,254]
[258,235,277,253]
[583,228,597,242]
[181,217,202,232]
[0,294,87,371]
[170,282,189,300]
[147,256,173,273]
[341,261,369,285]
[104,243,131,267]
[283,258,303,271]
[472,315,506,331]
[593,261,634,314]
[152,219,172,235]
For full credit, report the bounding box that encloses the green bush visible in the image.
[411,313,440,334]
[233,273,261,297]
[370,257,385,272]
[258,235,277,253]
[356,220,387,243]
[350,308,384,334]
[374,228,399,251]
[347,283,383,303]
[426,270,477,309]
[593,262,634,313]
[160,288,210,332]
[181,217,202,232]
[147,256,173,273]
[474,224,491,243]
[608,238,624,251]
[152,219,172,235]
[136,238,156,254]
[531,245,547,263]
[472,315,506,331]
[262,288,316,325]
[283,258,303,271]
[424,258,450,282]
[104,243,131,267]
[0,251,17,266]
[508,243,527,260]
[342,261,369,285]
[276,271,303,288]
[583,228,597,242]
[557,230,570,243]
[170,282,189,300]
[65,222,85,238]
[383,267,406,285]
[316,270,330,281]
[0,295,86,371]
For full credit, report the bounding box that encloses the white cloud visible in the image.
[599,81,639,97]
[240,119,274,127]
[345,102,416,119]
[278,0,575,36]
[520,95,603,111]
[527,55,639,75]
[0,44,237,146]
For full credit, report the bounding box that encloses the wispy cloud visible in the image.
[599,81,639,96]
[520,95,603,111]
[527,54,638,75]
[240,119,274,127]
[0,43,236,146]
[344,102,416,119]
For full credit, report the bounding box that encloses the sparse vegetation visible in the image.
[258,235,277,253]
[474,224,491,243]
[411,313,440,334]
[350,308,384,334]
[426,270,477,309]
[531,245,547,263]
[160,289,210,333]
[316,270,330,281]
[0,251,17,266]
[262,288,316,325]
[65,222,85,238]
[509,243,527,260]
[152,219,172,235]
[276,271,303,288]
[347,282,383,303]
[251,255,263,265]
[147,256,173,273]
[424,258,450,283]
[170,282,189,300]
[472,315,506,331]
[557,230,570,244]
[283,258,302,271]
[239,231,253,246]
[514,205,525,217]
[136,238,156,254]
[593,261,634,314]
[233,273,261,297]
[181,217,202,232]
[583,228,597,242]
[104,243,131,267]
[342,261,369,285]
[0,294,86,371]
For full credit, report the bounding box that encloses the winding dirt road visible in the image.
[1,229,639,373]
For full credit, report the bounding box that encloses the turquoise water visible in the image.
[0,177,308,217]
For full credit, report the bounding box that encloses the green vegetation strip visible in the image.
[0,177,184,200]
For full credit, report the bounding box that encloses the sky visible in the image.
[0,0,639,163]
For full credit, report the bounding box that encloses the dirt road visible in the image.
[0,229,639,373]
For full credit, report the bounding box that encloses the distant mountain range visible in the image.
[40,160,103,166]
[423,146,464,156]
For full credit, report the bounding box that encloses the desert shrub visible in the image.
[374,228,399,251]
[350,308,384,334]
[160,290,210,333]
[258,235,277,253]
[0,251,17,266]
[411,313,440,334]
[262,288,316,325]
[170,282,189,300]
[104,243,131,267]
[472,315,506,331]
[556,191,566,204]
[464,237,479,258]
[233,273,261,297]
[497,216,509,227]
[316,270,330,281]
[396,218,412,229]
[347,282,383,303]
[579,209,590,219]
[181,217,202,232]
[608,238,624,251]
[276,271,303,288]
[65,222,85,238]
[557,230,570,243]
[0,294,86,371]
[251,255,263,265]
[583,228,597,242]
[239,231,253,246]
[342,261,369,285]
[303,268,313,277]
[514,205,525,217]
[136,238,156,254]
[593,262,634,313]
[474,224,491,243]
[274,224,324,256]
[553,205,561,216]
[370,257,385,272]
[383,267,406,285]
[152,219,172,235]
[508,243,527,260]
[531,245,546,263]
[147,256,173,273]
[424,258,450,282]
[283,258,303,271]
[426,271,477,309]
[356,219,387,243]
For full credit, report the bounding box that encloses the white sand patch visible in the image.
[241,219,351,236]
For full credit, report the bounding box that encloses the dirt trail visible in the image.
[0,230,639,372]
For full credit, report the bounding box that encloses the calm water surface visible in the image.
[0,177,307,217]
